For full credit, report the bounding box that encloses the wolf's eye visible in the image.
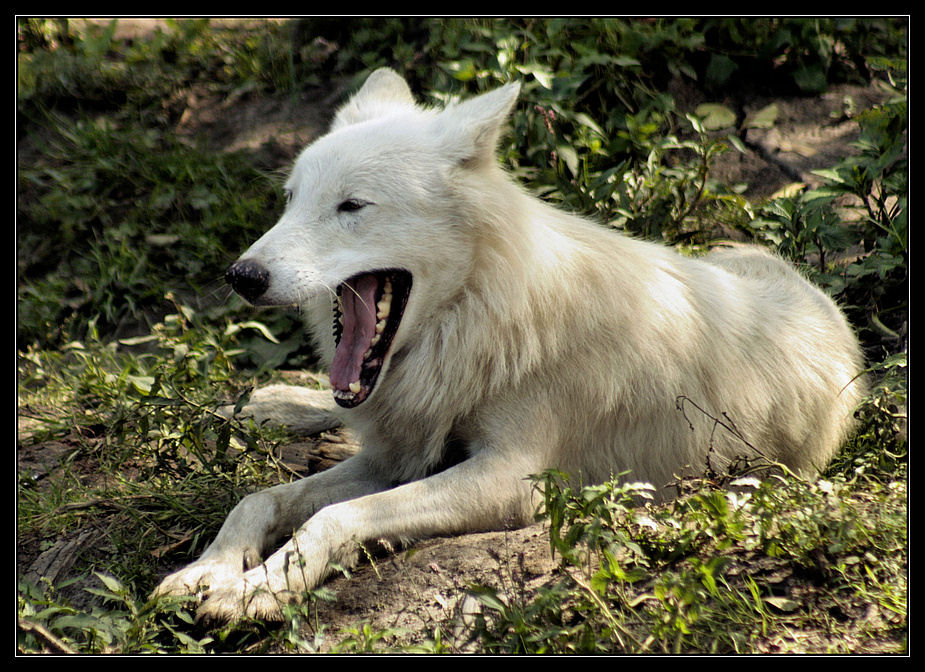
[337,199,366,213]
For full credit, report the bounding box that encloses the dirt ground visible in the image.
[18,25,896,652]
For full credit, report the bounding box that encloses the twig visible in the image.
[53,493,159,514]
[18,618,78,654]
[675,395,776,480]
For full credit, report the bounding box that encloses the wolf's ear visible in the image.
[331,68,417,130]
[435,82,521,167]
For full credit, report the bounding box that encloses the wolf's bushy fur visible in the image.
[155,69,865,622]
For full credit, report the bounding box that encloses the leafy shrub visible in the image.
[748,97,907,352]
[467,464,905,654]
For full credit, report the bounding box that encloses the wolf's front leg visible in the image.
[153,454,388,602]
[196,449,541,622]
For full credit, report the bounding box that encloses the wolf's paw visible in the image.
[217,384,342,435]
[152,558,246,601]
[196,577,294,623]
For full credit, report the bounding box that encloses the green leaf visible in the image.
[225,320,280,344]
[694,103,737,130]
[94,572,125,594]
[764,596,800,612]
[126,375,155,394]
[446,60,477,81]
[573,112,605,137]
[744,103,779,129]
[801,186,846,203]
[557,144,580,177]
[467,585,508,612]
[794,65,827,93]
[726,133,747,154]
[811,167,853,186]
[706,53,738,87]
[118,334,158,346]
[517,64,555,89]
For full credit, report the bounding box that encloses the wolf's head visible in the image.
[226,69,520,408]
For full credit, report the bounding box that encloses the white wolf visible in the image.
[154,68,864,621]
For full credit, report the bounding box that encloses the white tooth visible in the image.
[370,334,381,346]
[376,320,385,334]
[363,348,372,359]
[349,381,361,394]
[384,278,392,294]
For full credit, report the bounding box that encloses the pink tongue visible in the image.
[329,274,379,392]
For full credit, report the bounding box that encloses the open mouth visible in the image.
[329,269,412,408]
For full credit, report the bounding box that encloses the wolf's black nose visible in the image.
[226,259,270,303]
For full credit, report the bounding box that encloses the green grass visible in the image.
[17,18,906,654]
[463,465,906,654]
